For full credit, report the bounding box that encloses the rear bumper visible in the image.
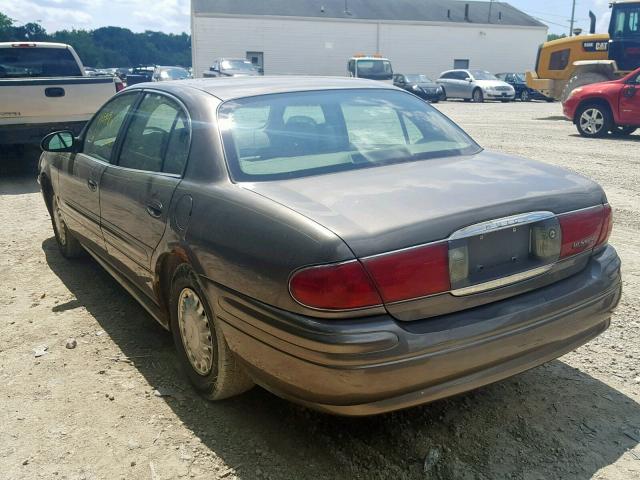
[205,245,621,416]
[0,121,87,145]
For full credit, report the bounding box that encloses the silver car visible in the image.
[437,69,515,102]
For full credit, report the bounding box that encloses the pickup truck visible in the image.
[0,42,123,145]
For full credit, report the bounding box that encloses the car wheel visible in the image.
[439,89,447,101]
[472,88,484,103]
[611,125,637,136]
[51,195,84,258]
[170,265,254,400]
[575,103,613,138]
[520,90,531,102]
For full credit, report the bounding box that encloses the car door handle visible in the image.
[87,179,98,191]
[146,200,163,218]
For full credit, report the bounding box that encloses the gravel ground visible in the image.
[0,101,639,480]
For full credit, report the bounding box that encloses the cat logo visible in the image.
[583,41,609,52]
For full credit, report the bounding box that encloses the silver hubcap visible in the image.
[178,288,214,376]
[580,108,604,135]
[52,198,66,246]
[474,91,481,102]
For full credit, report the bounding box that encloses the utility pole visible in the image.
[488,0,493,23]
[569,0,576,36]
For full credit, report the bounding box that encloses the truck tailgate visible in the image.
[0,77,116,126]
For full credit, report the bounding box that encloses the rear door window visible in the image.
[118,93,189,173]
[0,46,82,78]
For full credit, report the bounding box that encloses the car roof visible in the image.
[131,76,397,101]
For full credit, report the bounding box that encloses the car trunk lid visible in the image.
[244,151,607,319]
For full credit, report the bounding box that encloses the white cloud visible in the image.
[3,0,190,34]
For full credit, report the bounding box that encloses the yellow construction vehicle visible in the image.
[527,1,640,102]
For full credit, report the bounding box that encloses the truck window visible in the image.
[611,6,640,38]
[0,47,82,78]
[355,60,393,80]
[549,49,570,71]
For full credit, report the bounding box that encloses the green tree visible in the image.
[0,10,192,68]
[547,33,567,42]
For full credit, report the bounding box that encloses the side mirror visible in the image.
[465,77,473,82]
[41,131,77,153]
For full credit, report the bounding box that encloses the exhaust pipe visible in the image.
[589,10,596,34]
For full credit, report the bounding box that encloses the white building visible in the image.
[191,0,548,79]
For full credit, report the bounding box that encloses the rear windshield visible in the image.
[471,70,498,81]
[159,67,189,80]
[219,89,481,181]
[356,60,393,80]
[0,47,82,78]
[221,60,258,72]
[405,74,433,83]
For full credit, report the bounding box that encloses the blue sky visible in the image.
[0,0,614,35]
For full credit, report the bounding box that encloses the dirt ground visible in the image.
[0,101,639,480]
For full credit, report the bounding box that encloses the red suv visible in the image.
[564,67,640,138]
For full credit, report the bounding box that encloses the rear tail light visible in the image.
[289,204,612,311]
[115,81,125,92]
[596,203,613,248]
[559,205,610,258]
[11,43,37,48]
[361,243,450,303]
[289,260,382,310]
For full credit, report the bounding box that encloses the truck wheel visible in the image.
[520,90,531,102]
[611,126,637,136]
[575,103,613,138]
[472,88,484,103]
[561,72,611,103]
[51,196,84,258]
[170,265,254,400]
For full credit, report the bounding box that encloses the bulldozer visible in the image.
[526,0,640,102]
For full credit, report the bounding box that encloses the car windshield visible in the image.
[405,74,433,83]
[356,60,393,80]
[471,70,498,81]
[514,73,525,82]
[221,60,258,72]
[160,67,189,80]
[219,89,481,181]
[0,46,82,78]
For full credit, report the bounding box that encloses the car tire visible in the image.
[575,102,613,138]
[520,90,531,102]
[472,88,484,103]
[611,125,637,136]
[439,89,447,101]
[169,265,254,400]
[51,195,84,259]
[463,98,471,102]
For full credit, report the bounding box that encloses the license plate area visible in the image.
[448,212,561,295]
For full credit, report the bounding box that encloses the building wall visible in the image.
[192,15,547,79]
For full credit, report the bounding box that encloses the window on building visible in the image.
[454,59,470,69]
[549,49,571,70]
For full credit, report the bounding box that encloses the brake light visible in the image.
[558,205,608,258]
[11,43,37,48]
[115,81,125,92]
[361,243,450,303]
[596,203,613,248]
[289,260,382,310]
